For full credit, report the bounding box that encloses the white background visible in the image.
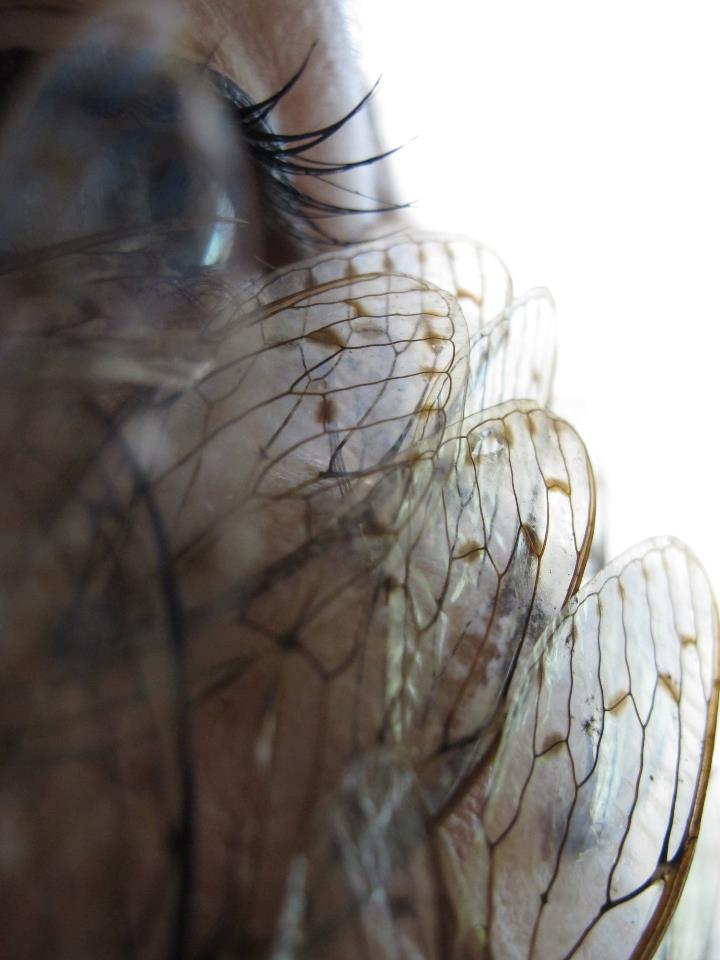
[356,0,719,591]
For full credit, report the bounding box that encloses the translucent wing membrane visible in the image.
[248,231,514,333]
[0,228,716,960]
[292,752,443,960]
[241,232,554,409]
[439,538,719,960]
[0,387,189,957]
[373,401,594,805]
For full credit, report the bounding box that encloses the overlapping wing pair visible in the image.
[213,233,716,959]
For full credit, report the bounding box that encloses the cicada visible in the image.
[0,12,717,960]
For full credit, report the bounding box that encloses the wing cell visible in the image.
[439,538,718,960]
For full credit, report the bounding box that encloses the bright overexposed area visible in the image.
[356,0,719,589]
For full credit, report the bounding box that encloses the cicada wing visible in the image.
[285,751,446,960]
[370,400,594,806]
[0,227,577,955]
[151,258,473,943]
[256,410,591,960]
[253,232,559,410]
[0,251,466,952]
[168,242,567,944]
[335,234,556,409]
[159,228,551,630]
[0,382,190,957]
[153,269,467,607]
[438,537,718,960]
[472,288,557,410]
[252,231,514,336]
